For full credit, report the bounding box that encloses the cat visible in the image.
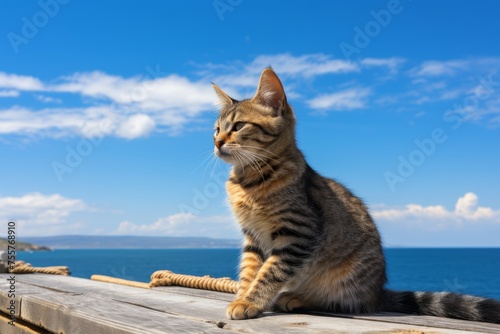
[212,67,500,323]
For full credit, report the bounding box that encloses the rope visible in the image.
[150,270,239,294]
[9,260,70,276]
[91,274,151,289]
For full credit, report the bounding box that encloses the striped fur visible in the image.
[213,68,500,323]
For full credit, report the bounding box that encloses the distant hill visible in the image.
[21,235,241,249]
[0,238,51,251]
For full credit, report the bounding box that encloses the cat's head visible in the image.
[213,68,296,166]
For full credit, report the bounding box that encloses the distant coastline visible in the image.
[20,235,241,250]
[0,238,51,251]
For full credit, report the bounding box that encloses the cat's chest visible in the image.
[227,187,277,248]
[233,198,276,234]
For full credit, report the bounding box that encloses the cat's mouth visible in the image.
[214,144,239,164]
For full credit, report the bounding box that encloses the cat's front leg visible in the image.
[227,236,264,320]
[228,245,308,320]
[235,236,265,299]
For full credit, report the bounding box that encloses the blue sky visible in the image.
[1,0,500,246]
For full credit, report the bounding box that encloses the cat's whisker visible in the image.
[205,153,220,179]
[241,152,260,174]
[233,150,248,174]
[241,151,268,180]
[194,151,223,183]
[209,154,221,178]
[192,149,217,175]
[236,150,261,177]
[239,145,280,160]
[242,150,278,164]
[244,150,275,174]
[204,152,218,172]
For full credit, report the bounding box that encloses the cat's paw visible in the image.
[226,300,262,320]
[273,293,304,312]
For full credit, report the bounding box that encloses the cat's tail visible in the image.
[381,289,500,324]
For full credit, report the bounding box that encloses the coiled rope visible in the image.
[150,270,239,293]
[90,270,239,293]
[9,260,70,276]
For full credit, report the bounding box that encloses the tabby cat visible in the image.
[212,67,500,323]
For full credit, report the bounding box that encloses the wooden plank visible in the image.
[1,274,499,334]
[21,293,231,334]
[9,275,231,320]
[325,312,500,334]
[0,275,239,334]
[0,274,486,334]
[0,311,51,334]
[219,313,481,334]
[155,285,235,302]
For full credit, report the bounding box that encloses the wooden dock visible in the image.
[1,274,500,334]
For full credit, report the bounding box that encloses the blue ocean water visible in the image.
[18,248,500,300]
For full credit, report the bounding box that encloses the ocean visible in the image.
[18,248,500,300]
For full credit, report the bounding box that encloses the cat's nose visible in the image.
[215,140,224,149]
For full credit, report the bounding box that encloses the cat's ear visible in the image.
[212,83,234,109]
[252,67,287,115]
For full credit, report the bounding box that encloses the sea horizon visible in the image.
[18,246,500,251]
[17,234,500,250]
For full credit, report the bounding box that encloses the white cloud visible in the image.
[438,82,500,125]
[410,60,468,77]
[52,71,214,111]
[409,58,500,78]
[439,88,463,100]
[0,106,114,138]
[471,93,500,120]
[116,213,239,239]
[0,72,44,90]
[35,94,62,103]
[116,114,156,139]
[0,90,20,97]
[250,53,359,77]
[0,104,197,139]
[206,53,360,90]
[0,55,359,138]
[0,193,87,226]
[404,58,500,126]
[307,87,371,110]
[2,55,500,139]
[372,192,500,224]
[0,70,216,138]
[454,192,497,220]
[361,57,405,74]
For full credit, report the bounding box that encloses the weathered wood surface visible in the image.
[1,274,500,334]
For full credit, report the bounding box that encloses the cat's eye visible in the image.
[232,122,246,132]
[215,127,220,135]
